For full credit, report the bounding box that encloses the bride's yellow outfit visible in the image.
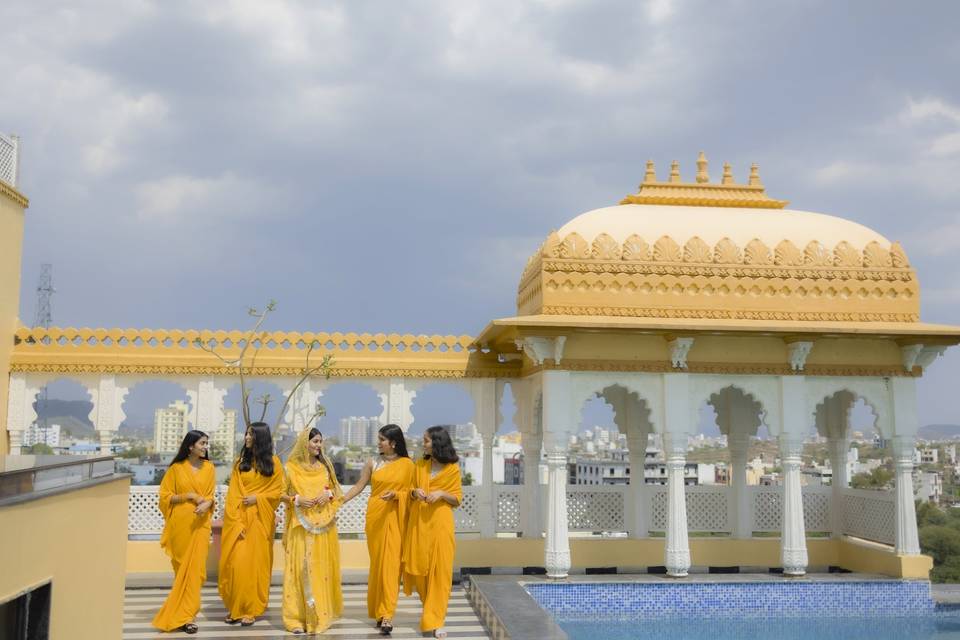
[281,429,344,633]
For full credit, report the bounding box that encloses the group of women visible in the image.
[150,421,462,639]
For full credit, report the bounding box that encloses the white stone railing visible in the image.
[750,485,833,533]
[0,132,19,187]
[649,485,731,533]
[129,485,485,537]
[840,487,896,545]
[128,483,885,540]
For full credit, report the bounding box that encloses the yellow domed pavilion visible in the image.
[4,153,960,639]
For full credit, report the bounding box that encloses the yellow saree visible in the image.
[152,459,216,631]
[218,455,284,620]
[281,460,343,633]
[403,460,462,631]
[366,456,415,622]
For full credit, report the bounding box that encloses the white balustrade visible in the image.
[841,488,896,546]
[127,483,894,543]
[649,485,732,534]
[749,485,833,533]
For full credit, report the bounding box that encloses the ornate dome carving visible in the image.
[517,156,919,323]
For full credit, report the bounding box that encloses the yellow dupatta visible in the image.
[403,459,462,578]
[152,459,215,631]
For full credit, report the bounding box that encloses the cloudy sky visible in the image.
[5,1,960,431]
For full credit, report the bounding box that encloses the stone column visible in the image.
[542,370,573,578]
[521,431,543,537]
[470,378,499,538]
[729,433,751,539]
[888,377,921,555]
[6,373,43,455]
[778,375,808,576]
[828,436,850,539]
[83,374,131,455]
[545,449,571,577]
[626,433,649,538]
[780,433,808,575]
[377,377,418,431]
[892,435,921,555]
[663,373,691,577]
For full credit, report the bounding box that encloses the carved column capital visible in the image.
[515,336,567,366]
[666,337,694,369]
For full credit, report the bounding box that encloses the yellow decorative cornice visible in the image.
[619,154,788,209]
[0,180,28,208]
[10,327,515,379]
[516,229,919,322]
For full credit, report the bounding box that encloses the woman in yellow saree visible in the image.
[152,430,216,635]
[218,422,284,627]
[280,427,343,634]
[404,426,462,639]
[342,423,414,635]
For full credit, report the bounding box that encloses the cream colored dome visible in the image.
[516,158,918,324]
[557,204,894,253]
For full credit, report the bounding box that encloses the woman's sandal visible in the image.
[291,628,305,635]
[240,617,255,627]
[376,617,383,628]
[380,618,394,635]
[224,616,239,624]
[434,629,448,639]
[179,623,198,634]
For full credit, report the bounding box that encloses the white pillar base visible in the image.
[544,451,571,578]
[780,435,808,576]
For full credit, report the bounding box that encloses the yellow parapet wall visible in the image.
[0,476,130,640]
[0,181,27,455]
[127,535,930,581]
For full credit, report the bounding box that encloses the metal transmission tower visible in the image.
[34,264,54,433]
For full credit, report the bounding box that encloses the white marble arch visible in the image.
[569,371,663,433]
[805,376,891,439]
[689,374,780,436]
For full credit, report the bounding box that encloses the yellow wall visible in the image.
[127,535,928,580]
[0,476,130,640]
[0,187,27,456]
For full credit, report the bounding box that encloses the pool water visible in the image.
[559,614,960,640]
[524,581,954,640]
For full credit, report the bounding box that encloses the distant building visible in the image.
[24,422,61,448]
[916,471,943,503]
[454,422,477,441]
[339,416,380,447]
[209,409,237,462]
[917,448,939,465]
[154,401,190,455]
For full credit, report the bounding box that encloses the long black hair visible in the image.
[425,425,459,464]
[307,428,339,488]
[379,423,409,458]
[170,430,209,466]
[237,421,275,476]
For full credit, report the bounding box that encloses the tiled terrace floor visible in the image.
[123,583,492,639]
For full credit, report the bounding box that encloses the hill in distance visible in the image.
[34,399,95,438]
[919,424,960,440]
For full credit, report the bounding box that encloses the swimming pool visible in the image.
[524,580,956,640]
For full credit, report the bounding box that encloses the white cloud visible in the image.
[134,172,283,225]
[809,160,877,187]
[901,97,960,125]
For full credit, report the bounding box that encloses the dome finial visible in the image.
[722,162,733,185]
[669,160,681,184]
[749,163,762,186]
[696,151,709,183]
[643,160,657,184]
